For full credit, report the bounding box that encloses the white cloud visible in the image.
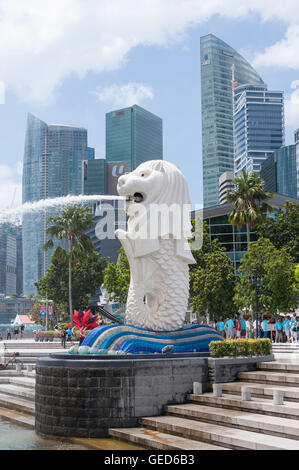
[284,83,299,128]
[0,163,22,210]
[253,25,299,70]
[93,83,154,108]
[1,1,299,103]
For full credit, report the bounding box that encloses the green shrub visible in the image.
[209,339,272,358]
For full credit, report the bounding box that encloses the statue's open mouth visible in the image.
[126,192,144,203]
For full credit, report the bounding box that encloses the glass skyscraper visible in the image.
[106,104,163,171]
[200,34,265,207]
[234,84,284,176]
[22,114,88,294]
[261,144,297,199]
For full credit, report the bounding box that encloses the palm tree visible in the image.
[43,205,95,327]
[226,171,273,249]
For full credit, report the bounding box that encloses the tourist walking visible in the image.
[216,319,225,338]
[291,317,298,343]
[20,324,25,339]
[261,317,268,338]
[13,326,19,339]
[245,319,252,339]
[6,327,11,340]
[236,318,241,338]
[225,318,234,339]
[275,318,283,343]
[61,329,67,348]
[240,318,246,338]
[283,316,291,343]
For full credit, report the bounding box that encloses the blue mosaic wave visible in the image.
[81,323,223,354]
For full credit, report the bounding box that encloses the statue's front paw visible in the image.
[115,229,127,240]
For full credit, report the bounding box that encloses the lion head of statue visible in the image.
[117,161,194,261]
[117,160,191,207]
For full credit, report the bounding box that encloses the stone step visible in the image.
[0,376,35,389]
[189,393,299,420]
[0,406,34,429]
[2,343,61,347]
[166,403,299,440]
[0,392,35,415]
[238,371,299,386]
[109,427,227,450]
[258,362,299,373]
[140,415,299,450]
[0,370,35,378]
[0,384,35,401]
[220,381,299,402]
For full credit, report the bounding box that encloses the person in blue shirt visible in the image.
[291,317,298,343]
[216,319,225,338]
[225,318,234,339]
[240,319,246,338]
[283,317,291,343]
[275,318,283,343]
[261,317,268,338]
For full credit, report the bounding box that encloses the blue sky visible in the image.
[1,1,299,210]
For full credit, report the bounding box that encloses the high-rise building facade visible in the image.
[261,144,297,199]
[200,34,265,207]
[22,114,88,294]
[234,84,284,177]
[106,105,163,171]
[294,129,299,199]
[219,171,234,204]
[0,223,18,296]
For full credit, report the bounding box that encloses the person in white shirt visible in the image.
[246,319,252,339]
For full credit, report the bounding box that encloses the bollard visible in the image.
[15,362,22,372]
[241,386,251,401]
[273,389,284,405]
[193,382,203,395]
[213,383,222,397]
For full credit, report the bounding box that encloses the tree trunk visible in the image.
[246,224,250,251]
[68,256,73,327]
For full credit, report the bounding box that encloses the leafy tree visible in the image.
[190,250,237,320]
[234,238,298,315]
[43,205,95,326]
[255,201,299,263]
[103,247,130,305]
[190,221,237,319]
[226,171,273,249]
[36,246,107,315]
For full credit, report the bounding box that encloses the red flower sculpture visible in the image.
[73,309,100,337]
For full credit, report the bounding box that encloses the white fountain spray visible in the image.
[0,194,125,225]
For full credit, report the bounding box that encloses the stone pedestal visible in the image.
[35,353,209,438]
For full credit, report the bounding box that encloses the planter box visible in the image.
[208,354,275,384]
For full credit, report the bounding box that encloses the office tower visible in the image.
[83,159,107,195]
[219,171,234,204]
[88,147,95,160]
[261,144,297,199]
[106,104,163,171]
[0,224,18,296]
[200,34,265,207]
[295,129,299,199]
[234,84,284,177]
[22,114,88,294]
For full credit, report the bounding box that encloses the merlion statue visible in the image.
[115,160,196,331]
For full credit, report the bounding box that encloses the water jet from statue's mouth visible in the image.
[126,192,144,203]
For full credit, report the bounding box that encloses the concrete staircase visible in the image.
[109,361,299,450]
[0,339,64,430]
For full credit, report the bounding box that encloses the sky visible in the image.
[1,0,299,211]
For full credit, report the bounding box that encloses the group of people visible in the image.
[213,316,299,343]
[6,325,24,340]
